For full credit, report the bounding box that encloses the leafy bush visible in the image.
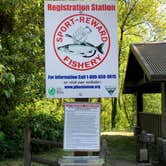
[24,113,63,141]
[0,129,23,159]
[0,103,64,159]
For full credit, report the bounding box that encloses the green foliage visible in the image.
[0,122,23,159]
[101,99,112,131]
[143,94,161,114]
[0,99,64,159]
[111,0,166,130]
[0,131,5,140]
[0,0,44,115]
[0,59,15,114]
[0,64,15,98]
[30,114,63,140]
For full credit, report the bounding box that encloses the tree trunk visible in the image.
[111,98,117,129]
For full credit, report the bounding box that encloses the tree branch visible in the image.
[124,21,145,31]
[119,0,139,63]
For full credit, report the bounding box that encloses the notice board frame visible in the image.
[64,102,101,151]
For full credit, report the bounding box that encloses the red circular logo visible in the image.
[53,14,110,71]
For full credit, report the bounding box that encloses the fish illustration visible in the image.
[66,26,92,44]
[58,42,104,58]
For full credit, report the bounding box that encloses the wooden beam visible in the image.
[100,139,107,162]
[161,82,166,138]
[75,98,89,102]
[135,91,143,127]
[24,128,31,166]
[31,138,63,148]
[31,157,59,166]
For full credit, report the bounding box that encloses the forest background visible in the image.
[0,0,166,159]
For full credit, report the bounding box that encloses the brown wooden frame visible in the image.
[24,128,63,166]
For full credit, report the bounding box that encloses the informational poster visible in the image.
[45,0,118,98]
[64,103,100,151]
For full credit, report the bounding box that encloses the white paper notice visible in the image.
[64,103,100,151]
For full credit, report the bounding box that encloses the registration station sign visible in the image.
[45,1,118,98]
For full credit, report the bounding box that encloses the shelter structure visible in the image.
[123,42,166,162]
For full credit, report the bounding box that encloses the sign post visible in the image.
[44,0,118,160]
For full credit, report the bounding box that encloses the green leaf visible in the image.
[0,64,5,73]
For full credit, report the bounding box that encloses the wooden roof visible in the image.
[123,42,166,94]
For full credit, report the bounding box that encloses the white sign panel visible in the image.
[64,103,100,151]
[45,1,118,98]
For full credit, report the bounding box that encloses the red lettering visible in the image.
[64,21,71,29]
[91,19,99,27]
[77,62,84,69]
[57,31,63,37]
[63,56,70,62]
[101,36,108,42]
[96,26,102,32]
[86,17,91,24]
[90,59,97,66]
[69,18,75,25]
[71,61,77,68]
[63,55,102,70]
[84,62,90,68]
[56,37,63,42]
[100,30,106,36]
[60,26,67,32]
[48,4,52,10]
[95,55,102,61]
[79,16,85,23]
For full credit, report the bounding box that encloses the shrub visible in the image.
[0,107,64,158]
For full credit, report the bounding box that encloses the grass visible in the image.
[0,131,158,166]
[0,148,65,166]
[103,134,136,161]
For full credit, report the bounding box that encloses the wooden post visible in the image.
[135,91,143,162]
[75,98,89,102]
[24,128,31,166]
[161,82,166,138]
[100,139,107,163]
[74,98,89,156]
[135,91,143,129]
[157,83,166,163]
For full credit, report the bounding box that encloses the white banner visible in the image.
[44,1,118,98]
[64,103,100,151]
